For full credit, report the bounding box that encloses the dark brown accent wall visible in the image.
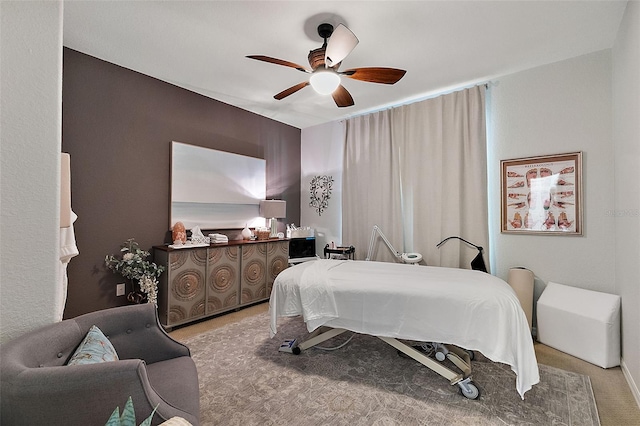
[62,48,301,319]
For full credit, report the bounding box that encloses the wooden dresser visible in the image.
[154,239,289,328]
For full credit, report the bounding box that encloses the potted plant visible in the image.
[105,239,164,305]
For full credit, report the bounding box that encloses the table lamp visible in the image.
[259,200,286,238]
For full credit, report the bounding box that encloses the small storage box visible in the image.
[537,281,621,368]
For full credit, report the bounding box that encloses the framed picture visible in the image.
[501,152,582,235]
[170,141,266,230]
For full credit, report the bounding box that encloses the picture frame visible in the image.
[170,141,266,230]
[501,152,582,235]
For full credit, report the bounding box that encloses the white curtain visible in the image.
[343,86,488,269]
[343,111,403,263]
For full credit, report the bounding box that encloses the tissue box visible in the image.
[537,282,621,368]
[191,236,210,245]
[190,226,209,244]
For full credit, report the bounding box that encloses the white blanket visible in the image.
[269,259,539,399]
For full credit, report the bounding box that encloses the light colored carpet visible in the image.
[179,311,600,426]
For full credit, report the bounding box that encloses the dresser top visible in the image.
[154,238,289,252]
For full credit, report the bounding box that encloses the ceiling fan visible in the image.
[247,23,406,107]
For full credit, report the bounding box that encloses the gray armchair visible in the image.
[1,304,199,425]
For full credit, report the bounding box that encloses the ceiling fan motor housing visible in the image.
[309,23,340,70]
[308,47,327,70]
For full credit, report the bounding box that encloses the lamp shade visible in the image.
[259,200,286,218]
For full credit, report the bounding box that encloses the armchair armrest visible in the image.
[3,359,191,425]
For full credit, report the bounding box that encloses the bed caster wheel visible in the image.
[458,380,480,400]
[292,347,301,355]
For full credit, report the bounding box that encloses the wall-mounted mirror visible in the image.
[171,141,266,229]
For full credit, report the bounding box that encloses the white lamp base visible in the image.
[269,218,278,238]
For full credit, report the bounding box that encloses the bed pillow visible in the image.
[67,325,119,365]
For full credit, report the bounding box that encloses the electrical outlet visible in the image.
[116,283,126,296]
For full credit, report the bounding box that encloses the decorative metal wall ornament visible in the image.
[309,175,334,216]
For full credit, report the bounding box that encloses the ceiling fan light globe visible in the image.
[310,71,341,95]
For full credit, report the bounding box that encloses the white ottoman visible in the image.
[537,281,621,368]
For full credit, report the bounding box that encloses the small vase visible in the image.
[124,279,144,304]
[241,224,252,240]
[127,291,145,304]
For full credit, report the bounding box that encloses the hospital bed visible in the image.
[269,259,539,399]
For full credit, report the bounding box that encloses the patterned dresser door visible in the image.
[207,246,241,315]
[240,243,267,304]
[167,248,207,326]
[267,241,289,296]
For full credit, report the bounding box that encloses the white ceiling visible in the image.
[63,1,627,129]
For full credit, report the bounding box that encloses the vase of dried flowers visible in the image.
[105,238,164,306]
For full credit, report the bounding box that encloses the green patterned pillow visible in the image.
[67,325,119,365]
[105,396,158,426]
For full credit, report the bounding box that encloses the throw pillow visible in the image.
[67,325,119,365]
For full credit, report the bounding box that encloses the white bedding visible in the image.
[269,259,539,398]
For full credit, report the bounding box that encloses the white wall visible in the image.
[300,121,345,256]
[613,0,640,405]
[0,1,64,342]
[489,50,615,296]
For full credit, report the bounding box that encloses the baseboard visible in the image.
[621,357,640,409]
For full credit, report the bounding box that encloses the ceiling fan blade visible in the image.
[341,67,407,84]
[274,82,310,100]
[246,55,311,73]
[332,85,354,108]
[325,24,359,67]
